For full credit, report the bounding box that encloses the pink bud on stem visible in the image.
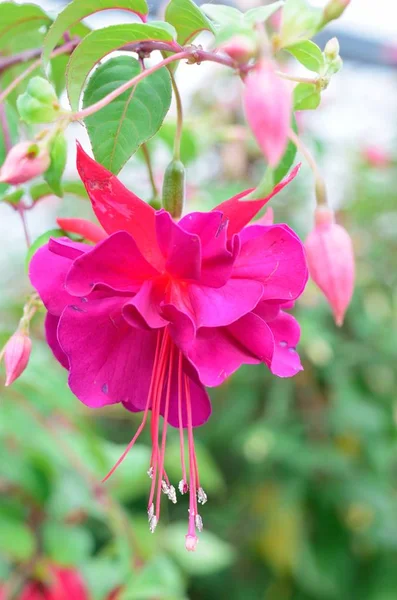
[0,141,50,185]
[323,0,351,24]
[220,35,256,64]
[305,207,355,326]
[244,61,292,167]
[1,331,32,386]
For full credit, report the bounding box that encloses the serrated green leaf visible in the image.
[293,82,321,110]
[44,132,67,197]
[0,2,50,47]
[25,229,65,272]
[273,115,298,185]
[286,40,325,73]
[280,0,322,47]
[244,1,284,25]
[201,4,243,26]
[66,23,176,111]
[42,0,148,68]
[0,517,36,561]
[165,0,215,45]
[83,56,172,174]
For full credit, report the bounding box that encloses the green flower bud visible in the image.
[323,0,350,24]
[17,77,60,124]
[162,159,186,219]
[324,37,340,61]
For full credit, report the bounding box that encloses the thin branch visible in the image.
[168,69,183,161]
[17,206,31,248]
[141,143,159,200]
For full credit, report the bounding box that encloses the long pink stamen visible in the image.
[102,330,162,482]
[177,351,188,488]
[185,374,199,551]
[155,343,174,520]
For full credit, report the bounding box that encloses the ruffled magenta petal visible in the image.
[29,238,89,316]
[66,231,159,296]
[155,210,201,281]
[45,313,69,369]
[213,164,300,236]
[76,143,163,269]
[58,296,157,409]
[233,224,308,301]
[268,311,303,377]
[169,278,264,328]
[123,280,168,330]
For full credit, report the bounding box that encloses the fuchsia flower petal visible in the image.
[156,210,201,281]
[45,313,69,369]
[29,238,88,315]
[268,311,303,377]
[123,280,168,330]
[66,231,159,296]
[213,164,300,236]
[57,217,107,243]
[233,224,308,301]
[58,296,158,410]
[76,143,163,268]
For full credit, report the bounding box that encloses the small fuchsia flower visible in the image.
[244,61,292,167]
[1,331,32,386]
[30,144,308,550]
[0,141,50,185]
[220,35,256,64]
[305,206,355,326]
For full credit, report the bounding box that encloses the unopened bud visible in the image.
[219,35,256,64]
[17,76,60,124]
[185,534,198,552]
[323,0,351,24]
[162,159,186,219]
[1,332,32,386]
[324,37,340,61]
[0,141,50,185]
[305,207,355,327]
[244,61,292,167]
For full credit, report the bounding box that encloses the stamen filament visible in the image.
[178,351,188,488]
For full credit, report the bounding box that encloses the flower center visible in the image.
[102,327,206,551]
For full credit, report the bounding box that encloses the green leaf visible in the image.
[29,181,88,203]
[42,522,94,566]
[286,40,325,73]
[0,103,19,196]
[121,555,185,600]
[0,517,36,561]
[66,23,176,111]
[25,229,65,271]
[293,82,321,110]
[83,56,172,174]
[244,1,284,25]
[0,189,24,205]
[42,0,148,68]
[163,524,235,575]
[0,2,50,47]
[280,0,322,47]
[17,76,60,124]
[273,115,298,185]
[201,4,243,26]
[44,132,67,196]
[165,0,215,45]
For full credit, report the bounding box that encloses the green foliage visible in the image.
[42,0,148,67]
[165,0,215,45]
[294,82,321,110]
[286,40,325,73]
[66,23,176,111]
[0,103,19,196]
[44,131,68,196]
[17,77,60,124]
[280,0,323,47]
[83,56,172,174]
[273,115,298,185]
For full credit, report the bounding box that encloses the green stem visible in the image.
[288,128,327,205]
[141,143,159,200]
[168,69,183,161]
[275,70,319,85]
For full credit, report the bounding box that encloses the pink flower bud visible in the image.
[323,0,351,23]
[220,35,256,64]
[305,207,355,326]
[362,146,391,169]
[244,61,292,167]
[0,141,50,185]
[2,331,32,386]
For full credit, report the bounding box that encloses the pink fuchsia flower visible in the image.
[1,331,32,386]
[244,61,292,167]
[30,145,308,549]
[0,141,50,185]
[219,35,256,64]
[305,206,355,326]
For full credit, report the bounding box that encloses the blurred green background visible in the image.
[1,1,397,598]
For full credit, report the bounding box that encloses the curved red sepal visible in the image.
[76,143,162,266]
[213,164,301,236]
[57,218,107,243]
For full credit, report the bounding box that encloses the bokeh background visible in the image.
[1,0,397,598]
